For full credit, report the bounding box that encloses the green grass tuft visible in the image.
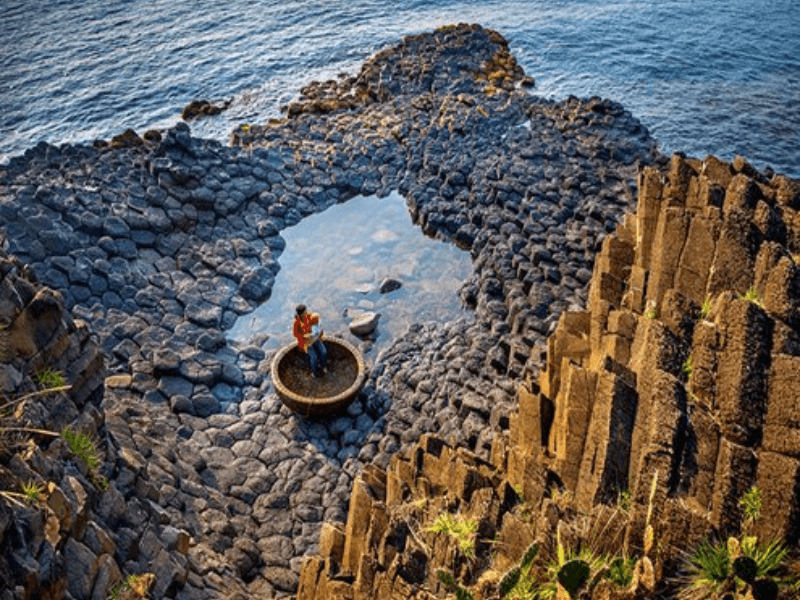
[698,297,712,319]
[61,427,102,476]
[682,356,693,381]
[35,368,66,390]
[426,513,478,558]
[739,286,763,306]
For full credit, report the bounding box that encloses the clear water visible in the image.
[226,192,472,356]
[2,0,799,176]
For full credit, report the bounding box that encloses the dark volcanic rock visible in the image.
[0,23,672,600]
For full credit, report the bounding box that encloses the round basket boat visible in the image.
[271,336,367,418]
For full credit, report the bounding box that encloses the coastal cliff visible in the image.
[296,154,800,600]
[0,23,796,600]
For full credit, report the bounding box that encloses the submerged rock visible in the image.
[379,277,402,294]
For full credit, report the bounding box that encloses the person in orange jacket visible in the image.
[293,304,328,377]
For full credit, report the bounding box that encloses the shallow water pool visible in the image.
[227,191,473,357]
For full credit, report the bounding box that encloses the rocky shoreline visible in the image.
[0,23,718,599]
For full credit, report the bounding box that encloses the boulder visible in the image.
[349,312,380,337]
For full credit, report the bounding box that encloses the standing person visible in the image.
[293,304,328,378]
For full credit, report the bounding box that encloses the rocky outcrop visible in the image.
[0,23,658,599]
[181,100,230,121]
[296,154,800,599]
[526,154,800,538]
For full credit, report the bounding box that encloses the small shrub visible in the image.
[426,513,477,558]
[680,535,789,599]
[613,487,631,513]
[62,427,100,472]
[513,483,533,521]
[748,538,789,580]
[740,287,763,306]
[550,486,572,507]
[644,308,658,320]
[0,480,47,508]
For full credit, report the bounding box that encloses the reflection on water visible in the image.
[227,192,473,356]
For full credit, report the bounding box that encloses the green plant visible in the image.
[426,513,478,558]
[499,542,539,599]
[681,537,789,600]
[20,480,45,504]
[0,479,47,508]
[607,556,636,588]
[61,427,107,489]
[617,488,631,513]
[513,483,534,522]
[739,287,763,307]
[35,368,66,390]
[109,574,151,600]
[682,356,693,382]
[682,537,730,599]
[539,542,606,600]
[739,486,762,532]
[435,569,475,600]
[698,297,712,320]
[746,538,790,580]
[644,308,658,320]
[62,427,100,471]
[680,486,790,599]
[550,486,572,507]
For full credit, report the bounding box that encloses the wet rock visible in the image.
[349,311,380,337]
[239,266,275,302]
[379,277,402,293]
[181,99,231,121]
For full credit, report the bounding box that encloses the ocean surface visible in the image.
[2,0,799,177]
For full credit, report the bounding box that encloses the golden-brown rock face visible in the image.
[298,154,800,599]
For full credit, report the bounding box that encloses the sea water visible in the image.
[2,0,799,176]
